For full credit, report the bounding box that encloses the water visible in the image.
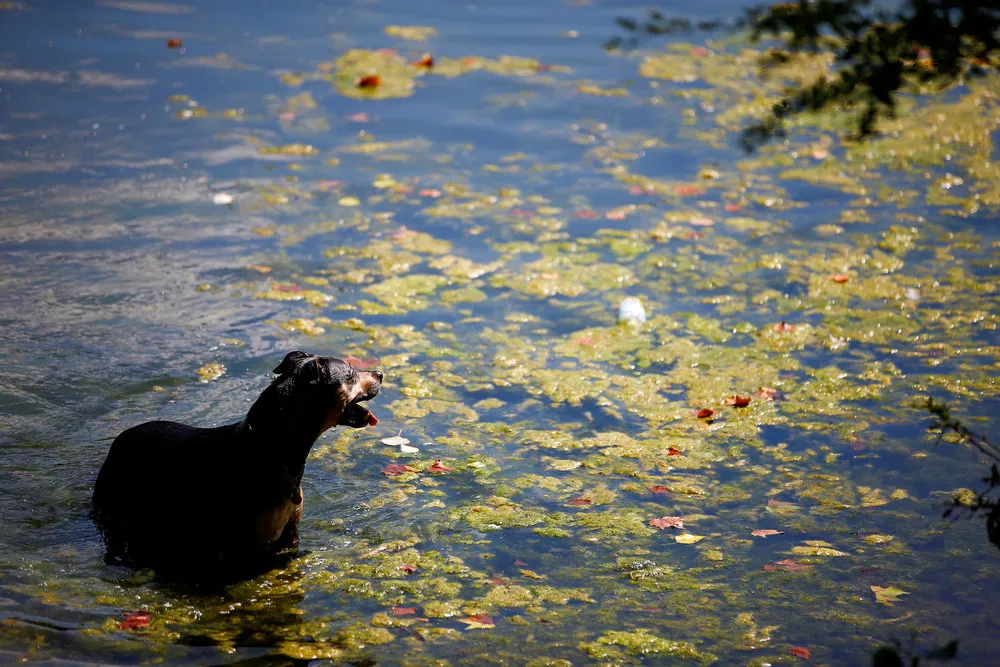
[1,0,999,664]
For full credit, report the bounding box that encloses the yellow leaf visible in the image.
[674,533,704,544]
[871,585,909,605]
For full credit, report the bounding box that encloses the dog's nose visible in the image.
[373,370,383,382]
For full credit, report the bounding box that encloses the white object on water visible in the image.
[617,297,646,325]
[381,435,410,447]
[399,444,420,454]
[212,192,234,205]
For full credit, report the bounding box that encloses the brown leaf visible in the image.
[413,53,434,68]
[830,274,850,283]
[724,395,751,407]
[666,446,681,456]
[767,498,797,508]
[391,607,417,616]
[166,39,182,49]
[772,321,796,332]
[763,558,812,572]
[458,614,495,629]
[382,463,416,477]
[789,646,811,659]
[695,408,715,419]
[724,203,742,212]
[569,498,592,506]
[649,485,671,494]
[756,386,781,400]
[574,208,598,219]
[119,611,152,630]
[649,516,685,530]
[751,529,784,538]
[428,460,453,473]
[398,563,418,574]
[674,185,703,196]
[356,74,381,89]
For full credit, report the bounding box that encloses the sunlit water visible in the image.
[1,0,998,664]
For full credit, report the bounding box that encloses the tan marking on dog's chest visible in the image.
[251,495,300,549]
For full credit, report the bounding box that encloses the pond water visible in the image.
[1,0,998,664]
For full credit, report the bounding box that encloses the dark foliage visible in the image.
[608,1,1000,149]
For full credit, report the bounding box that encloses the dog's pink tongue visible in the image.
[366,411,378,426]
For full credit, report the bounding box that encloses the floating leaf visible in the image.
[772,321,796,332]
[789,646,811,659]
[650,485,671,494]
[391,607,416,616]
[763,559,812,572]
[166,39,182,49]
[381,435,411,447]
[871,585,909,605]
[650,516,684,530]
[458,614,495,630]
[119,611,152,630]
[398,564,418,574]
[690,216,714,227]
[355,74,381,89]
[196,362,226,383]
[674,533,704,544]
[382,463,416,476]
[513,559,528,567]
[419,188,442,198]
[751,529,784,538]
[767,498,797,509]
[666,447,681,456]
[569,498,592,506]
[724,395,751,407]
[695,408,715,419]
[399,444,419,454]
[413,53,434,68]
[830,274,850,283]
[757,387,781,400]
[428,460,453,473]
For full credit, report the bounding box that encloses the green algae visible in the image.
[580,629,715,663]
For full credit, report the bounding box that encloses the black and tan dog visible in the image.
[92,351,382,572]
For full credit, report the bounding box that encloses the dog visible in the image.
[92,351,382,573]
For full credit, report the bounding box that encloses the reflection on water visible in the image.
[1,0,999,664]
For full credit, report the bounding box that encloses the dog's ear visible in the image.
[273,350,310,375]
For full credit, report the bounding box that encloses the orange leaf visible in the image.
[398,564,418,574]
[629,185,654,195]
[458,614,495,629]
[574,208,598,219]
[575,336,594,346]
[789,646,811,659]
[419,188,442,198]
[772,321,796,332]
[830,274,850,283]
[649,516,684,530]
[674,185,703,196]
[166,39,182,49]
[356,74,381,89]
[751,529,784,538]
[763,559,812,572]
[342,356,379,369]
[724,203,742,212]
[649,485,671,494]
[689,46,710,56]
[413,53,434,68]
[605,210,627,221]
[119,611,152,630]
[391,607,416,616]
[382,463,416,477]
[695,408,715,419]
[724,395,751,407]
[690,216,714,227]
[428,460,453,473]
[756,387,781,400]
[666,446,681,456]
[569,497,592,506]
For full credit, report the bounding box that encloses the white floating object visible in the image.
[381,435,410,447]
[617,296,646,325]
[212,192,234,205]
[399,444,420,454]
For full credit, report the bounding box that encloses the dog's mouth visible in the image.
[340,401,378,428]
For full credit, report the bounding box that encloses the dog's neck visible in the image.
[238,383,328,473]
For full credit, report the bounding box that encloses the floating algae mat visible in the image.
[0,1,997,665]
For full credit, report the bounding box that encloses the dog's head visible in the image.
[272,351,383,430]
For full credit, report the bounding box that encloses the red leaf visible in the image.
[574,208,598,219]
[356,74,381,89]
[689,46,710,56]
[166,39,182,49]
[376,48,398,56]
[489,577,505,585]
[763,558,812,573]
[569,498,592,506]
[751,529,784,538]
[629,185,654,196]
[512,208,535,218]
[690,216,714,227]
[419,188,442,198]
[273,283,302,292]
[398,564,418,574]
[342,356,379,369]
[513,559,528,567]
[575,336,594,346]
[119,611,152,630]
[724,395,751,407]
[756,386,781,400]
[428,460,453,473]
[666,447,681,456]
[684,231,704,240]
[724,203,742,212]
[382,463,416,477]
[605,210,627,221]
[789,646,811,659]
[772,321,796,332]
[413,53,434,68]
[695,408,715,419]
[346,112,370,123]
[391,607,417,616]
[649,485,671,494]
[830,274,850,283]
[649,516,685,530]
[674,185,703,196]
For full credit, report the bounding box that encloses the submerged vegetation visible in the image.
[0,0,998,665]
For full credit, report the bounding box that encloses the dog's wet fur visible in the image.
[92,351,382,576]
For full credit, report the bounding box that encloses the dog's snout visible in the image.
[372,370,383,382]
